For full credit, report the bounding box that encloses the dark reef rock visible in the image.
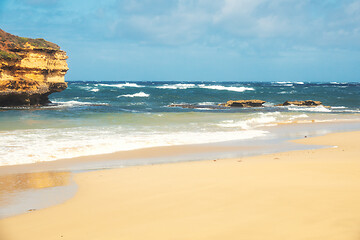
[168,104,198,109]
[167,104,225,109]
[168,100,266,109]
[0,80,67,106]
[277,100,322,107]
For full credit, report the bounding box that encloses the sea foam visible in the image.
[50,101,109,107]
[216,112,282,129]
[156,83,196,89]
[99,83,143,88]
[155,83,254,92]
[198,84,254,92]
[0,126,268,166]
[286,105,332,112]
[119,92,150,98]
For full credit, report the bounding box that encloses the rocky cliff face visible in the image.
[0,29,68,106]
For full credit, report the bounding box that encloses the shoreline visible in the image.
[1,118,360,175]
[1,111,359,168]
[1,130,360,239]
[1,119,360,219]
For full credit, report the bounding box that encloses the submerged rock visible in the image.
[277,100,322,107]
[0,29,68,106]
[167,104,225,109]
[168,104,198,109]
[222,100,266,107]
[168,100,266,109]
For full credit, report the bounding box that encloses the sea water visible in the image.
[0,81,359,166]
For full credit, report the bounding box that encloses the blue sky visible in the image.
[1,0,360,82]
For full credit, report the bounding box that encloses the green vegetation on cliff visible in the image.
[0,29,60,60]
[0,50,21,60]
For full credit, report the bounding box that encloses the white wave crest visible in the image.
[198,102,216,105]
[0,127,268,166]
[156,83,254,92]
[278,90,296,94]
[99,83,143,88]
[78,86,100,92]
[276,81,292,84]
[289,114,309,120]
[156,83,196,89]
[216,112,281,130]
[331,106,346,109]
[119,92,150,98]
[51,101,109,107]
[274,81,294,87]
[287,105,332,112]
[198,84,254,92]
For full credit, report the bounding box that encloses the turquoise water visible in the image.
[0,81,359,166]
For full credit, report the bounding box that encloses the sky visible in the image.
[0,0,360,82]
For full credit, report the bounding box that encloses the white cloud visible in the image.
[4,0,360,52]
[20,0,60,6]
[345,1,360,15]
[214,0,264,22]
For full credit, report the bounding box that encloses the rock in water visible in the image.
[279,100,322,107]
[223,100,266,107]
[0,29,68,106]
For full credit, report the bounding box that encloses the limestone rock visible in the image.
[0,29,68,106]
[223,100,266,108]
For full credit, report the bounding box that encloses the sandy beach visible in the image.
[1,131,360,240]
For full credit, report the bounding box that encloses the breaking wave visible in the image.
[216,112,282,129]
[119,92,150,98]
[286,105,332,112]
[155,83,254,92]
[156,83,196,89]
[50,101,109,107]
[99,83,143,88]
[198,84,254,92]
[0,126,268,166]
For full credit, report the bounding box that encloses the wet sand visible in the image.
[0,144,246,175]
[1,131,360,240]
[2,119,359,176]
[0,171,76,218]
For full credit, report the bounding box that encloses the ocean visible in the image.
[0,81,359,166]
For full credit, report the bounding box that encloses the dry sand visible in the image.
[1,131,360,240]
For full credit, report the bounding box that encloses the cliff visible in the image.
[0,29,68,106]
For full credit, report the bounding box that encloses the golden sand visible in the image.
[1,131,360,240]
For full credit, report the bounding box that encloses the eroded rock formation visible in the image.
[0,29,68,106]
[168,100,327,109]
[277,100,322,107]
[168,100,266,109]
[221,100,266,107]
[167,104,224,109]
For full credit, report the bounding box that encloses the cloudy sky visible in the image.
[1,0,360,82]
